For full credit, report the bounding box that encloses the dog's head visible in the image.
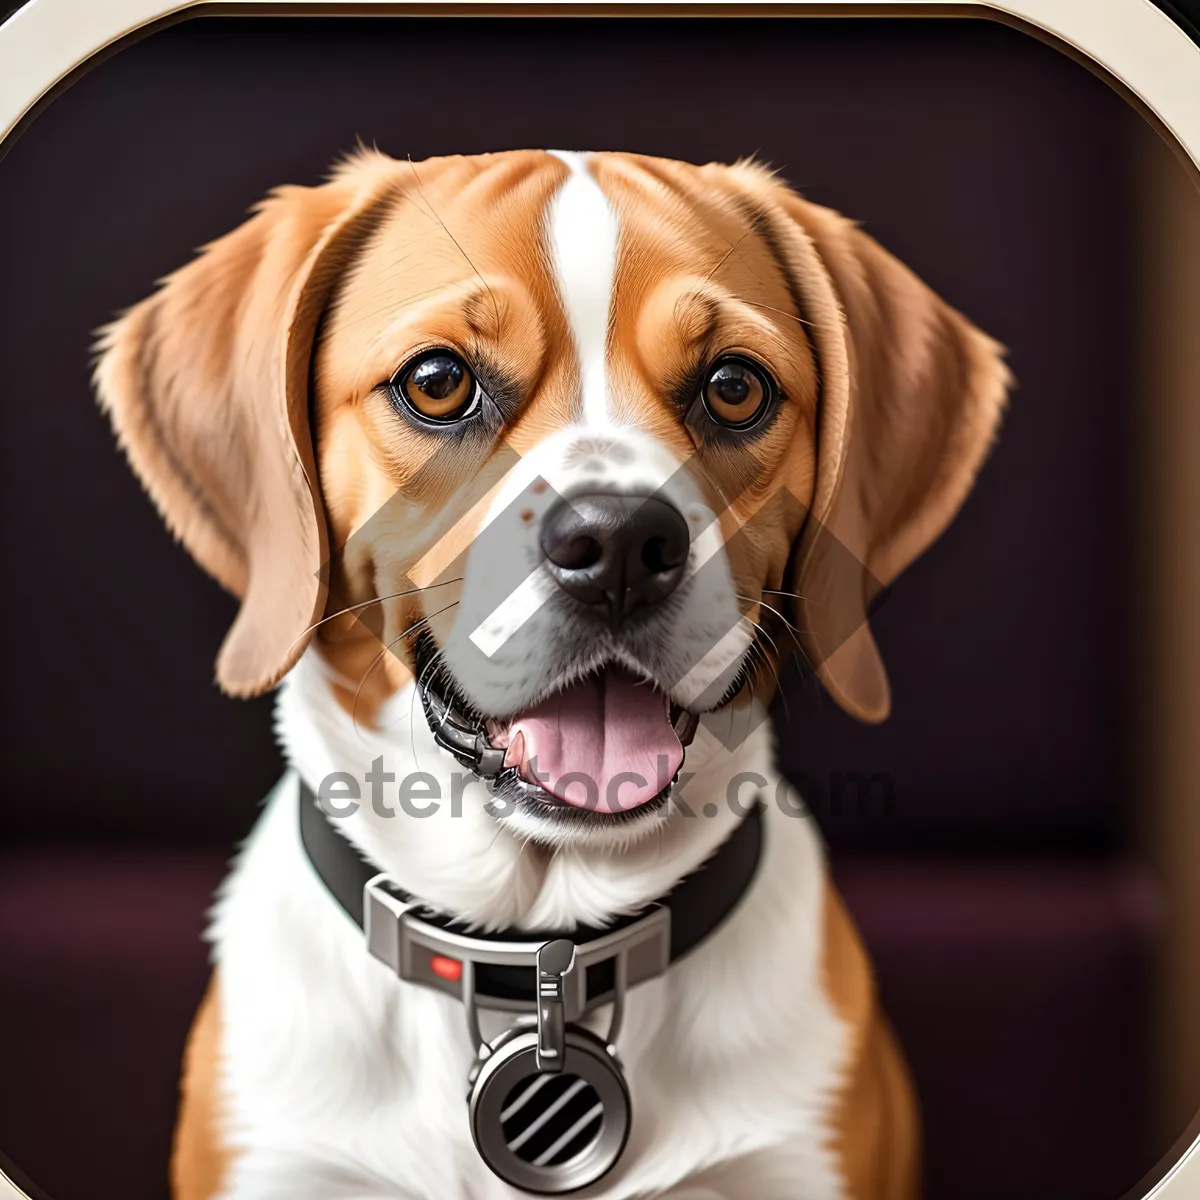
[95,149,1007,850]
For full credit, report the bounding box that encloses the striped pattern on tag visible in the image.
[500,1072,604,1167]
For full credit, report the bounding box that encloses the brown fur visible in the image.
[823,883,921,1199]
[94,155,410,698]
[95,150,1009,1199]
[754,174,1009,721]
[172,974,232,1200]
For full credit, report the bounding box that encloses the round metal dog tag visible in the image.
[468,1025,631,1195]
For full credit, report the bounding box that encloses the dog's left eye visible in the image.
[390,350,481,423]
[701,357,777,430]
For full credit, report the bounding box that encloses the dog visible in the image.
[94,149,1007,1200]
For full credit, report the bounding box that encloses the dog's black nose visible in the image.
[540,492,690,625]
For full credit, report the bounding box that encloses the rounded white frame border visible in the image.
[0,0,1198,1197]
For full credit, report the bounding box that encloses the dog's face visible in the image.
[96,149,1007,851]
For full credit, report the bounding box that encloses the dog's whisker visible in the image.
[740,593,806,649]
[760,587,834,616]
[351,601,460,740]
[736,297,818,330]
[291,579,464,653]
[404,156,502,338]
[410,640,455,774]
[701,224,758,286]
[736,613,790,722]
[750,601,811,693]
[737,594,799,657]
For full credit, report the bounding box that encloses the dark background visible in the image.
[0,12,1179,1200]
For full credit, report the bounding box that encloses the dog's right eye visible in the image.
[389,350,481,424]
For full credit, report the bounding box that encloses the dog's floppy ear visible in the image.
[94,159,398,696]
[762,185,1010,722]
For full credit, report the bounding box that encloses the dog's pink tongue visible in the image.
[505,668,682,813]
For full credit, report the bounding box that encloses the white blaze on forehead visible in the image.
[546,150,621,427]
[458,161,746,686]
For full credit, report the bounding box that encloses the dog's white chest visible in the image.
[207,771,848,1200]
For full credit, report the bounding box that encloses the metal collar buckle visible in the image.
[363,875,671,1027]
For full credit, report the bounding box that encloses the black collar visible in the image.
[298,779,764,1007]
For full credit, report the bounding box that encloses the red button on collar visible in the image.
[430,954,463,983]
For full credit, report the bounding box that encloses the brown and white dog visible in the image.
[94,149,1007,1200]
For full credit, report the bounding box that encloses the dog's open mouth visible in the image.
[414,634,700,824]
[485,665,690,813]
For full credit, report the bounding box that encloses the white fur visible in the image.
[546,151,621,429]
[208,655,850,1199]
